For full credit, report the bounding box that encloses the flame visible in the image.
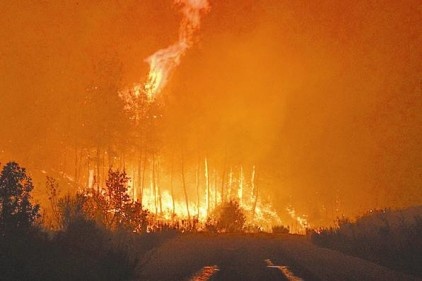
[125,163,282,232]
[286,206,310,232]
[129,0,210,101]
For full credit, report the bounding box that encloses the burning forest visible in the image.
[0,0,421,280]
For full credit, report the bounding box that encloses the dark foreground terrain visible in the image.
[138,233,421,281]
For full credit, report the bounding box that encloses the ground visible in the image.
[138,233,421,281]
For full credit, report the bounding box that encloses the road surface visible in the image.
[138,233,421,281]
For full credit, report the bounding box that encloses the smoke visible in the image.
[0,0,420,227]
[143,0,210,99]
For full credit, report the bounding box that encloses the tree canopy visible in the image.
[0,162,40,233]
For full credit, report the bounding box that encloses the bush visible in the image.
[211,200,246,233]
[272,225,290,234]
[311,207,422,277]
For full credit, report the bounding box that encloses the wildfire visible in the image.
[286,206,310,233]
[116,1,286,233]
[127,163,282,232]
[129,0,210,101]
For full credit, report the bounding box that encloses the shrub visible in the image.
[212,200,246,233]
[272,225,290,234]
[311,207,422,277]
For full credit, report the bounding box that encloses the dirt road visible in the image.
[138,233,421,281]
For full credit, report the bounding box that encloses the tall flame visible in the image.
[143,0,210,100]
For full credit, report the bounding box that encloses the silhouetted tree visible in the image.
[0,162,40,234]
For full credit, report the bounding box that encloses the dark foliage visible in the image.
[58,193,87,230]
[272,225,290,234]
[0,162,40,234]
[0,219,137,281]
[0,198,176,281]
[0,163,165,281]
[211,200,246,233]
[311,208,422,277]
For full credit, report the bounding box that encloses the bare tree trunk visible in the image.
[228,167,233,202]
[96,146,100,192]
[213,169,217,209]
[196,157,200,217]
[170,153,175,217]
[141,150,147,206]
[181,150,190,221]
[122,152,126,170]
[74,146,78,183]
[220,150,227,204]
[220,166,226,204]
[62,148,67,174]
[102,149,106,190]
[238,166,244,205]
[156,157,162,214]
[132,169,136,201]
[137,148,142,202]
[152,153,157,215]
[78,149,84,188]
[252,166,258,220]
[205,157,210,217]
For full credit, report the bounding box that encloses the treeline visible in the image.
[311,207,422,277]
[0,161,250,281]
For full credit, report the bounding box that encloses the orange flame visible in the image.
[286,206,310,232]
[126,163,283,232]
[142,0,210,100]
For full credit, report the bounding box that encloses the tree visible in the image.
[106,168,131,227]
[0,162,40,233]
[121,201,149,233]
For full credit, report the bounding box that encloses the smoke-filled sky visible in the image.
[0,0,421,222]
